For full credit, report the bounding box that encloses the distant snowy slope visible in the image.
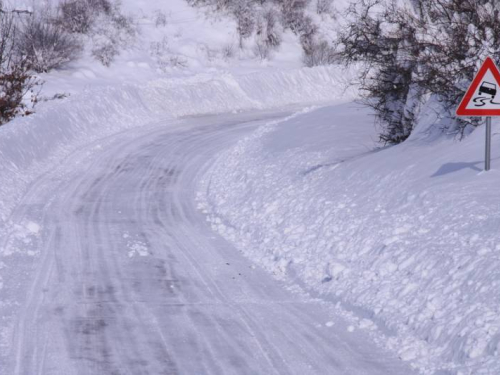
[40,0,308,98]
[198,103,500,375]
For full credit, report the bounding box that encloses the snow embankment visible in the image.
[198,103,500,375]
[0,66,351,226]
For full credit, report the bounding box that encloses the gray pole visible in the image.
[485,116,492,171]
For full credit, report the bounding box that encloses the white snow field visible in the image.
[198,101,500,375]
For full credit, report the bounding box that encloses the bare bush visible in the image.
[339,0,419,144]
[91,38,118,66]
[297,15,318,55]
[0,61,41,124]
[18,16,81,73]
[302,39,337,67]
[316,0,333,14]
[150,37,170,71]
[253,39,272,60]
[221,43,235,60]
[90,8,136,66]
[57,0,94,34]
[150,37,188,71]
[168,55,188,68]
[275,0,311,31]
[0,10,41,126]
[154,10,167,27]
[57,0,113,34]
[232,2,255,48]
[257,8,282,48]
[186,0,232,11]
[0,8,17,70]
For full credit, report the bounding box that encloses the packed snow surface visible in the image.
[198,102,500,374]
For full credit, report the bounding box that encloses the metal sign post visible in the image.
[485,116,492,171]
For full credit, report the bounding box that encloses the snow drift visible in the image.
[198,103,500,375]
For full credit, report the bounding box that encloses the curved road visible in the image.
[4,111,415,375]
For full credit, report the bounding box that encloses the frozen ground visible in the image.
[198,101,500,374]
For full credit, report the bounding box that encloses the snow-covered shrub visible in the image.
[90,8,136,66]
[199,44,219,63]
[154,10,167,27]
[275,0,311,32]
[0,62,40,125]
[339,1,420,144]
[186,0,231,11]
[412,0,500,135]
[221,43,235,60]
[168,55,188,68]
[150,37,170,71]
[187,0,337,69]
[315,0,333,15]
[0,10,40,126]
[297,15,318,56]
[57,1,95,34]
[302,40,337,67]
[253,39,272,60]
[0,8,17,70]
[256,8,282,49]
[150,37,188,71]
[232,1,255,47]
[253,8,282,60]
[56,0,135,66]
[57,0,112,34]
[18,15,81,73]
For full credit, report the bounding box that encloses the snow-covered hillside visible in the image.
[198,103,500,375]
[38,0,313,98]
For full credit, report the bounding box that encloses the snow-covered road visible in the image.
[4,111,414,375]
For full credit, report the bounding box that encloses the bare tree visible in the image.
[0,10,40,126]
[232,1,255,48]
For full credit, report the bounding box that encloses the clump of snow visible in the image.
[198,103,500,374]
[0,221,42,257]
[127,240,149,258]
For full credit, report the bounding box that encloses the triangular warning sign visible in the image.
[456,57,500,116]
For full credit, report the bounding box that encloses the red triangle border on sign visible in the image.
[456,57,500,117]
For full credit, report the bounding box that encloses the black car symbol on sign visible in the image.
[479,81,497,97]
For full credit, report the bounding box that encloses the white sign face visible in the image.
[464,69,500,110]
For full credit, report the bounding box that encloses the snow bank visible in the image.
[198,103,500,375]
